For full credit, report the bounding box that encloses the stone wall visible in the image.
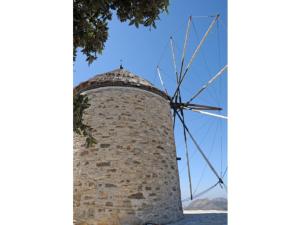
[74,86,183,225]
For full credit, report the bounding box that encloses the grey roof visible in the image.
[74,68,170,100]
[89,68,153,87]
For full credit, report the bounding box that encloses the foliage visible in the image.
[73,93,97,147]
[73,0,169,64]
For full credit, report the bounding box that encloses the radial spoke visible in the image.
[173,16,192,102]
[176,62,193,200]
[184,14,220,76]
[187,64,228,104]
[156,66,168,95]
[179,16,192,82]
[185,108,227,120]
[180,109,193,200]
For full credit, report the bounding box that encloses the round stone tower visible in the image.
[74,68,183,225]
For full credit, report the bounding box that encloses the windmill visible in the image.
[155,14,227,202]
[73,13,227,225]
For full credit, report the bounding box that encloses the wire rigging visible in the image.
[172,14,220,102]
[192,119,220,195]
[171,40,219,106]
[175,110,224,184]
[191,18,220,105]
[186,65,228,104]
[179,116,216,176]
[182,181,220,203]
[219,118,224,177]
[155,14,227,202]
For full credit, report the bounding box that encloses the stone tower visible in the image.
[74,68,183,225]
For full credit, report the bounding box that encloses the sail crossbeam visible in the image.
[171,102,222,111]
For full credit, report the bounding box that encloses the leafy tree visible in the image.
[73,93,97,147]
[73,0,169,146]
[73,0,169,64]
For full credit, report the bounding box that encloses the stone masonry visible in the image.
[74,69,183,225]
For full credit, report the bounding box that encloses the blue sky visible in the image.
[74,0,227,202]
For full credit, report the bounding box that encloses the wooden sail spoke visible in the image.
[175,110,224,184]
[172,14,220,101]
[179,16,192,82]
[180,109,193,200]
[173,16,192,101]
[167,14,227,201]
[172,16,192,101]
[156,66,168,95]
[184,14,220,73]
[187,109,228,120]
[186,65,227,104]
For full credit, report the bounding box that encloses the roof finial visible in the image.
[120,59,123,69]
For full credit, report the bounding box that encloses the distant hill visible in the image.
[184,197,227,210]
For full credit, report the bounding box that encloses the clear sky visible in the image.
[74,0,227,202]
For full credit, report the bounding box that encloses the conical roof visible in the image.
[74,68,169,100]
